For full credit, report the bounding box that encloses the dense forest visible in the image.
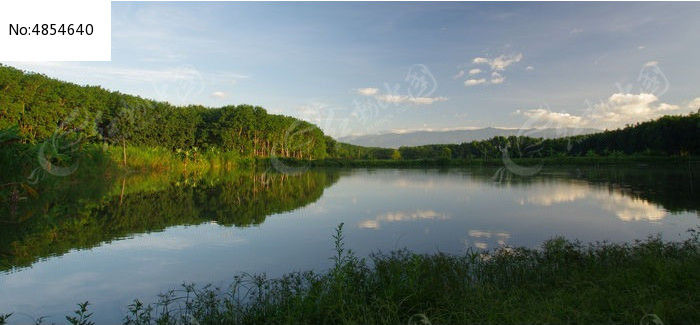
[1,64,698,167]
[395,113,700,161]
[0,65,330,160]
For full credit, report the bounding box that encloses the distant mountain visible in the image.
[338,127,600,148]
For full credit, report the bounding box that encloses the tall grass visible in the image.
[5,226,697,325]
[121,226,700,324]
[104,145,253,173]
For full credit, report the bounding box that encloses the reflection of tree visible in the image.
[570,167,699,215]
[481,166,700,215]
[0,170,339,272]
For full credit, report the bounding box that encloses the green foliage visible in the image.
[0,124,20,144]
[393,112,700,161]
[0,313,12,325]
[0,169,340,272]
[11,228,695,324]
[3,63,697,165]
[0,65,328,160]
[66,302,94,325]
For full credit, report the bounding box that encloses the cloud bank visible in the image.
[516,92,687,129]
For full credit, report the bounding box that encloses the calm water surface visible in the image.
[0,167,697,323]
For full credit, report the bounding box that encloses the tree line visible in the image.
[0,65,328,160]
[395,112,699,161]
[2,64,697,163]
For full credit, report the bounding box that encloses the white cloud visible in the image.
[519,108,584,128]
[570,28,584,35]
[462,53,523,87]
[355,87,447,105]
[490,71,505,84]
[643,60,659,67]
[591,93,682,127]
[688,97,700,109]
[356,87,379,96]
[485,53,523,71]
[375,94,403,103]
[453,70,465,79]
[465,78,487,86]
[210,91,228,99]
[516,92,685,129]
[410,96,449,104]
[375,94,448,105]
[637,45,646,50]
[526,66,535,71]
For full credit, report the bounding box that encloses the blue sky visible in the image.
[5,2,700,137]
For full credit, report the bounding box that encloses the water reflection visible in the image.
[0,170,340,272]
[519,181,669,222]
[358,210,450,229]
[0,166,697,324]
[1,166,697,274]
[466,230,511,250]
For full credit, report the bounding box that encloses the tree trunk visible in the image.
[119,178,126,206]
[122,139,127,168]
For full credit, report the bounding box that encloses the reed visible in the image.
[7,226,696,325]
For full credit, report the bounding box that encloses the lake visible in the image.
[1,166,698,323]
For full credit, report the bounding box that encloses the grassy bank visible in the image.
[3,140,696,182]
[0,143,254,182]
[3,226,698,325]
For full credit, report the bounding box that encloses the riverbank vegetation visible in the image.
[2,64,698,175]
[2,225,698,325]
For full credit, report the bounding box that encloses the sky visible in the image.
[4,2,700,138]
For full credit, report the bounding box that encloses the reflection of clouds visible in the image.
[385,174,480,192]
[358,220,380,229]
[520,181,668,222]
[105,225,247,251]
[107,235,196,251]
[601,194,666,222]
[467,229,511,250]
[524,184,589,206]
[474,242,488,249]
[358,210,449,229]
[391,178,437,190]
